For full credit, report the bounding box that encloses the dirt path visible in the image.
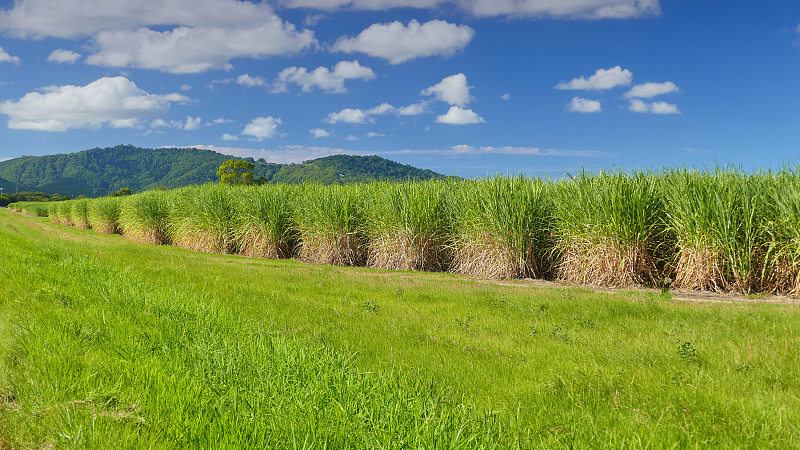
[472,277,800,305]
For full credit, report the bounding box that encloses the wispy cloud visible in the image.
[163,144,607,164]
[556,66,632,90]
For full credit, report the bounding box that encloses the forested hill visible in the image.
[0,176,17,193]
[0,145,446,196]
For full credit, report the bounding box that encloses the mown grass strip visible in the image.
[0,213,512,448]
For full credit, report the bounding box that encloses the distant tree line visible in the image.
[0,192,71,207]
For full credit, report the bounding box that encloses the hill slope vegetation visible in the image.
[0,145,445,196]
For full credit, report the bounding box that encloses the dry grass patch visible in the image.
[299,231,364,266]
[558,239,661,287]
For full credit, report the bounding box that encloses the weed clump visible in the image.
[57,200,74,226]
[47,202,59,223]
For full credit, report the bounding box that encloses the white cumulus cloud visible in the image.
[367,103,396,115]
[435,106,485,125]
[567,97,601,113]
[0,46,19,64]
[325,101,427,124]
[396,102,427,115]
[236,74,268,88]
[421,73,472,106]
[326,108,372,124]
[86,23,315,74]
[624,81,679,98]
[242,116,282,140]
[0,1,317,74]
[273,60,375,93]
[310,128,331,137]
[0,0,305,37]
[332,19,474,64]
[183,116,202,130]
[0,76,189,131]
[556,66,632,90]
[629,99,679,114]
[47,49,81,64]
[280,0,660,19]
[222,133,239,140]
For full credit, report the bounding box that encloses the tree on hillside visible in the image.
[110,187,135,197]
[217,160,255,185]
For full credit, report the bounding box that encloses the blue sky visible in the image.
[0,0,799,177]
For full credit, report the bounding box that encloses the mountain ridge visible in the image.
[0,145,446,196]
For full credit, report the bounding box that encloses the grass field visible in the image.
[1,208,799,448]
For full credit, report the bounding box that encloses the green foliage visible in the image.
[109,187,135,197]
[88,197,122,234]
[118,190,172,244]
[0,146,446,196]
[7,201,50,216]
[453,176,555,278]
[294,184,367,265]
[0,191,69,207]
[232,184,297,258]
[662,168,774,292]
[552,171,671,286]
[56,201,73,225]
[69,199,90,229]
[24,167,800,295]
[366,180,454,270]
[217,159,255,185]
[168,184,236,253]
[555,171,668,248]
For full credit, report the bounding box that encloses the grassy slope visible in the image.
[1,209,799,448]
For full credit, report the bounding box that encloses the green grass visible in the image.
[1,209,799,448]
